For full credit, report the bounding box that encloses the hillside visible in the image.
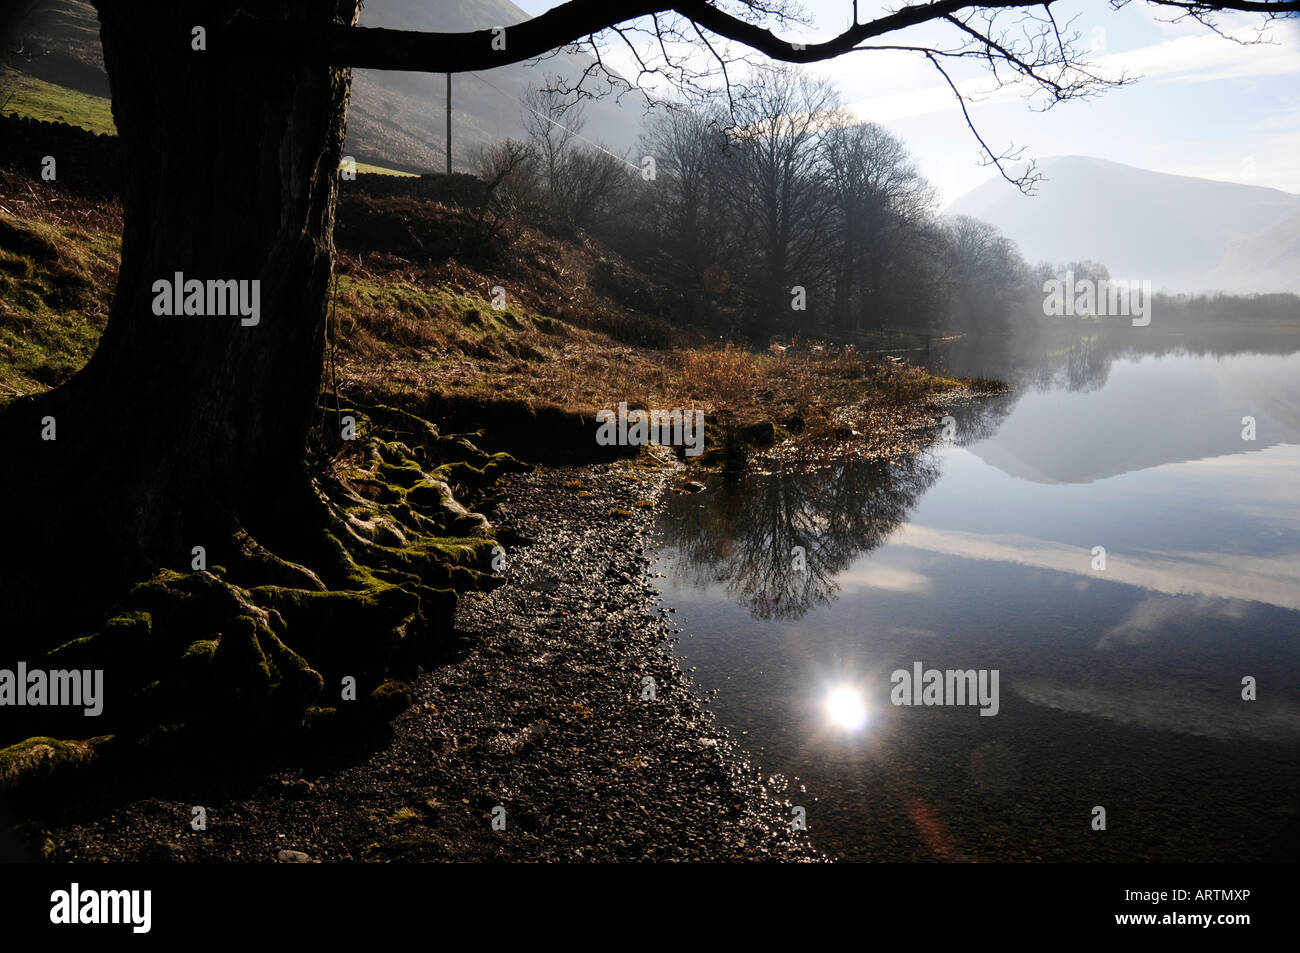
[0,167,971,461]
[1217,207,1300,291]
[0,0,650,172]
[946,155,1300,294]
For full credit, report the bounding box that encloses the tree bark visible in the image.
[1,0,360,635]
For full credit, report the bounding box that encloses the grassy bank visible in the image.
[0,179,119,396]
[0,172,996,459]
[0,67,116,135]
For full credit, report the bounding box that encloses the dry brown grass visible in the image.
[332,260,964,451]
[0,174,973,449]
[679,342,764,407]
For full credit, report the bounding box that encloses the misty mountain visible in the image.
[3,0,650,172]
[946,156,1300,295]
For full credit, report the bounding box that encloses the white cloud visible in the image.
[1094,593,1249,649]
[840,564,933,594]
[1095,30,1300,84]
[842,26,1300,125]
[889,524,1300,611]
[1012,679,1300,741]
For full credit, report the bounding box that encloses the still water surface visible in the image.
[652,331,1300,861]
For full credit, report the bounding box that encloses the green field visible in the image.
[1,69,419,177]
[351,161,418,178]
[0,67,116,134]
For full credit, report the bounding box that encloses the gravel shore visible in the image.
[56,448,824,862]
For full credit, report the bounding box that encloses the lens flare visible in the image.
[825,685,868,731]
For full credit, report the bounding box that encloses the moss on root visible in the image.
[0,405,527,797]
[0,736,107,794]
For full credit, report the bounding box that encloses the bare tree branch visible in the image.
[210,0,1297,191]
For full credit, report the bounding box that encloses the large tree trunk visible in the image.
[89,0,360,542]
[2,0,360,628]
[0,3,511,767]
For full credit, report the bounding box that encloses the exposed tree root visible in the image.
[0,403,529,798]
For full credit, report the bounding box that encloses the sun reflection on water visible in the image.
[824,685,868,732]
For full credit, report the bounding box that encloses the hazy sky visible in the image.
[512,1,1300,206]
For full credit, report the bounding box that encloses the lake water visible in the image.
[651,329,1300,862]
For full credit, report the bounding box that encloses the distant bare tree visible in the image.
[521,78,587,208]
[725,67,839,329]
[554,145,635,230]
[823,118,937,334]
[469,138,541,247]
[943,215,1029,332]
[637,103,735,319]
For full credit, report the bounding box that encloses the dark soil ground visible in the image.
[51,448,825,862]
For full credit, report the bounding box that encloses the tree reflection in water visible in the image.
[656,341,1117,619]
[659,453,941,620]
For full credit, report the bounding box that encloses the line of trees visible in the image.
[477,81,1300,346]
[474,66,1037,344]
